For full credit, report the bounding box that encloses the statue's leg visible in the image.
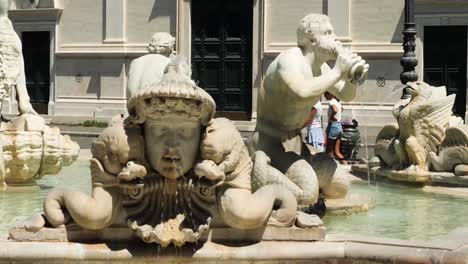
[44,187,114,230]
[218,185,297,230]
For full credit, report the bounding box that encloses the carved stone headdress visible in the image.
[127,59,215,126]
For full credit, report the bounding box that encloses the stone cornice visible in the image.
[56,43,148,58]
[264,42,403,59]
[8,8,62,23]
[416,0,468,4]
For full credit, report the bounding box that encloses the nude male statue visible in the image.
[0,0,37,115]
[250,14,368,204]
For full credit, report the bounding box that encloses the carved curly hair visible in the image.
[296,13,330,49]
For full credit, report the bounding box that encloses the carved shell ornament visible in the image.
[22,0,40,9]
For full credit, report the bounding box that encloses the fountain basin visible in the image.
[1,232,468,263]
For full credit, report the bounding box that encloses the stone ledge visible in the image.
[9,225,326,244]
[351,164,468,187]
[0,238,467,263]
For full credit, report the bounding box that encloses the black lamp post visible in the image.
[400,0,418,99]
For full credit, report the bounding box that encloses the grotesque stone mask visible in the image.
[144,118,201,179]
[127,58,215,179]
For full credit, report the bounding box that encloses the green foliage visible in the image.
[82,120,108,128]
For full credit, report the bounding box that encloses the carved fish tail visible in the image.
[430,147,468,172]
[251,151,302,197]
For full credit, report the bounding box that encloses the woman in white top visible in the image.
[324,92,347,164]
[303,101,325,152]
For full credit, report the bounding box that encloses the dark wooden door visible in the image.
[191,0,253,120]
[424,26,467,118]
[22,31,50,114]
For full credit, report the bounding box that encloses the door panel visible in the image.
[191,0,253,120]
[424,26,467,118]
[22,31,50,114]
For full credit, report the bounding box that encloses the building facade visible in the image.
[5,0,468,140]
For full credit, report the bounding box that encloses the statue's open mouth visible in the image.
[162,156,181,163]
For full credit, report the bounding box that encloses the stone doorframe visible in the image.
[12,22,57,115]
[415,13,468,119]
[176,0,263,120]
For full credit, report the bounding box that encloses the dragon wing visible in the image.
[410,94,456,155]
[440,124,468,149]
[375,124,399,142]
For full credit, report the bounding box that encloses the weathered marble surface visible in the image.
[375,81,455,171]
[0,0,37,115]
[249,13,368,204]
[0,0,79,188]
[0,114,79,186]
[1,236,468,263]
[127,32,175,99]
[369,81,468,183]
[11,57,321,248]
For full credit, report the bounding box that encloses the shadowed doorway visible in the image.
[22,31,50,114]
[424,26,467,119]
[191,0,253,120]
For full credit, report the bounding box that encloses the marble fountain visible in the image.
[1,11,468,263]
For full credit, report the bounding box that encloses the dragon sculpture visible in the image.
[375,81,468,174]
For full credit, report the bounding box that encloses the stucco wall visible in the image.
[58,0,104,44]
[416,3,468,14]
[265,0,323,46]
[351,0,404,43]
[355,59,402,105]
[55,58,126,100]
[126,0,176,44]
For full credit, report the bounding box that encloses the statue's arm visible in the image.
[278,57,341,100]
[321,63,357,102]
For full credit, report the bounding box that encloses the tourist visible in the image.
[325,91,347,164]
[303,100,325,152]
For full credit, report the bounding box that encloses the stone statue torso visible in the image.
[127,54,171,98]
[258,48,319,136]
